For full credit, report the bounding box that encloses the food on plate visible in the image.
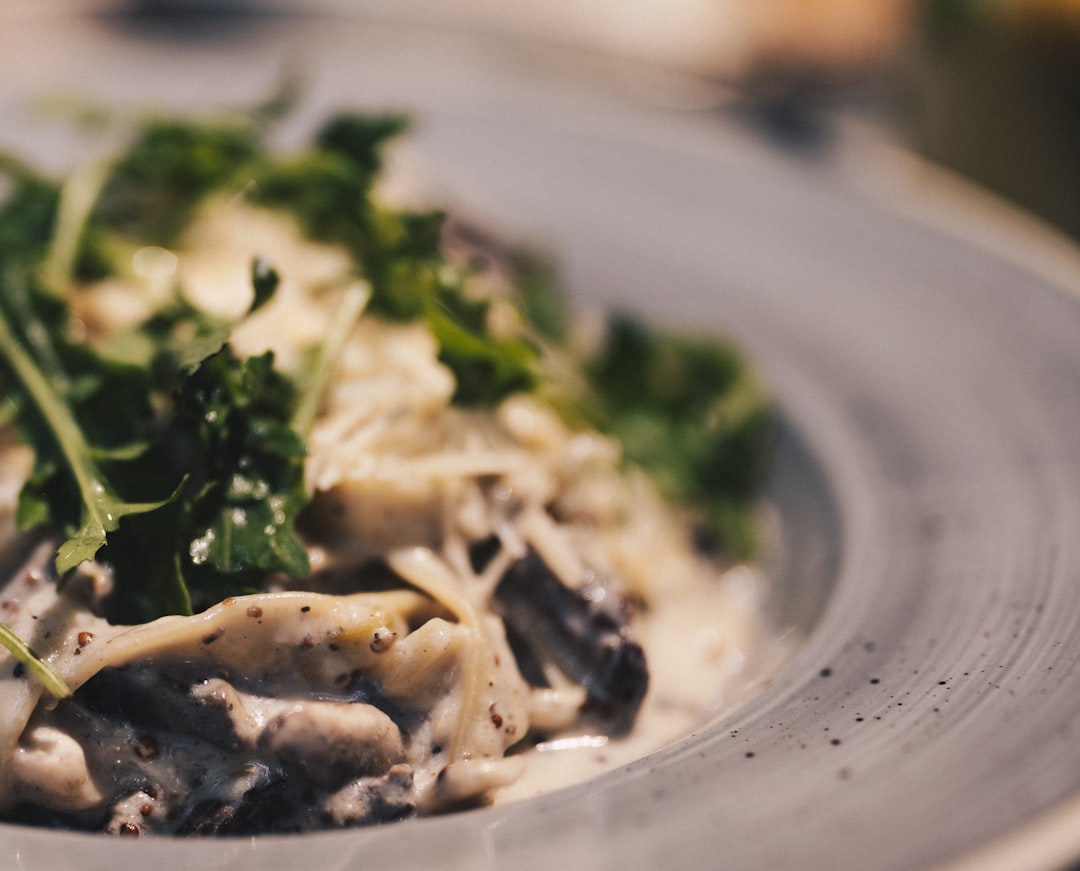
[0,100,773,835]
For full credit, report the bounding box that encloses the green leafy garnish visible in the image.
[0,257,309,622]
[579,314,773,558]
[0,279,169,576]
[91,117,259,248]
[0,131,324,628]
[248,113,541,405]
[0,156,60,268]
[505,253,771,555]
[0,623,70,700]
[174,347,310,586]
[0,97,772,663]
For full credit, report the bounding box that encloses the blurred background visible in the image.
[6,0,1075,244]
[351,0,1080,244]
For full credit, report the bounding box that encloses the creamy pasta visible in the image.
[0,109,773,835]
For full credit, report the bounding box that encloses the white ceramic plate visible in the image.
[3,8,1080,870]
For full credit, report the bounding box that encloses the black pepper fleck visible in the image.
[202,628,224,645]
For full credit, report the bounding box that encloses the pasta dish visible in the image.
[0,102,772,835]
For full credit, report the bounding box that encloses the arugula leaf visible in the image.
[248,113,541,406]
[0,156,60,268]
[426,291,538,405]
[0,283,171,575]
[91,117,259,248]
[174,347,310,597]
[515,254,568,344]
[96,498,191,625]
[249,151,368,251]
[315,113,410,176]
[98,267,313,617]
[0,235,309,621]
[581,314,773,557]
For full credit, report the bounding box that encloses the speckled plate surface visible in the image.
[4,8,1080,871]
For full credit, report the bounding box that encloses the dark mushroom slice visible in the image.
[64,663,418,834]
[487,544,649,733]
[173,769,305,836]
[77,663,241,752]
[176,762,416,835]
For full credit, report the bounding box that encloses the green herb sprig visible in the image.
[580,314,773,558]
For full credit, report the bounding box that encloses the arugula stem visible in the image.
[0,308,166,575]
[0,312,107,522]
[291,281,370,438]
[0,622,71,700]
[38,160,110,298]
